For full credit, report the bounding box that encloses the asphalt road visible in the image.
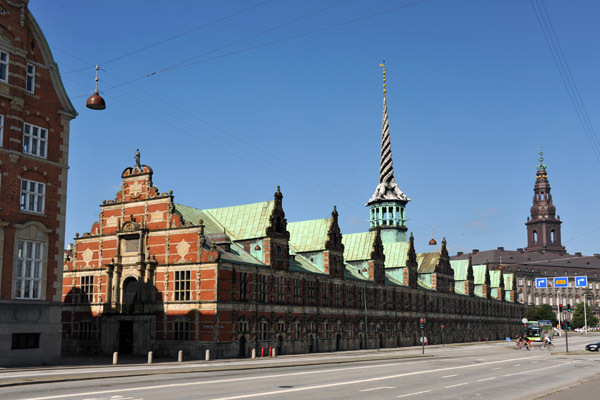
[1,334,599,400]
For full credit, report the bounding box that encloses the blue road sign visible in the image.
[535,278,547,288]
[554,277,568,287]
[575,276,588,288]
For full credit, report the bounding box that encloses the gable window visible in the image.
[26,63,35,93]
[14,240,43,299]
[174,270,191,301]
[21,179,45,214]
[0,51,8,82]
[23,123,47,158]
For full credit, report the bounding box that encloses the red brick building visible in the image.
[61,153,523,359]
[0,0,77,366]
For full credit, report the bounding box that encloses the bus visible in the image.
[524,321,542,342]
[538,320,554,339]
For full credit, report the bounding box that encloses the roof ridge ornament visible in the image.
[536,146,547,171]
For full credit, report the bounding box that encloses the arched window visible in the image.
[533,230,538,243]
[276,246,283,263]
[551,230,555,243]
[275,217,283,233]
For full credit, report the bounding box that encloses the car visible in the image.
[585,342,600,352]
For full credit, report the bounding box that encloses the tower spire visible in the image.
[525,148,565,253]
[366,63,410,243]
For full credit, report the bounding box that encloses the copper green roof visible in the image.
[342,232,376,261]
[454,281,466,295]
[287,218,331,252]
[202,201,274,240]
[416,252,440,273]
[383,241,410,268]
[503,273,514,291]
[473,264,487,285]
[450,259,469,281]
[175,204,226,235]
[489,270,502,288]
[289,249,325,275]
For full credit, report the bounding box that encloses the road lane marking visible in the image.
[503,361,572,377]
[22,355,542,400]
[513,364,522,366]
[360,386,395,392]
[397,390,431,398]
[442,374,458,378]
[477,377,496,382]
[444,382,468,388]
[491,367,501,370]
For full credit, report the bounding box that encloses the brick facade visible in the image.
[0,0,76,366]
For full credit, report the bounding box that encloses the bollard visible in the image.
[269,346,272,357]
[479,336,481,342]
[486,337,488,343]
[148,351,153,364]
[252,348,256,359]
[261,347,264,357]
[205,349,210,361]
[272,348,276,358]
[178,350,183,363]
[113,351,118,365]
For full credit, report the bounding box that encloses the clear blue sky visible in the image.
[30,0,600,255]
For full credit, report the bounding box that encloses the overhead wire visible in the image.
[530,0,600,164]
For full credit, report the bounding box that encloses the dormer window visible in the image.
[0,51,8,82]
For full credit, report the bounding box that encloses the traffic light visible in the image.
[567,304,571,312]
[558,304,563,312]
[420,318,425,329]
[441,324,445,330]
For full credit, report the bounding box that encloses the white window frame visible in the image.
[23,122,47,158]
[0,50,8,82]
[26,63,35,93]
[14,240,43,299]
[20,178,45,214]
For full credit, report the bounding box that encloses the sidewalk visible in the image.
[0,345,439,387]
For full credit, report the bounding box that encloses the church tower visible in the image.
[525,148,566,254]
[366,63,410,243]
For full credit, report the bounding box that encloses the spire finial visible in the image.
[379,61,386,96]
[536,146,547,171]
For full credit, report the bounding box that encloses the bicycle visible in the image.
[539,342,554,351]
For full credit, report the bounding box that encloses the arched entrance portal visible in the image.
[336,334,342,351]
[122,277,140,314]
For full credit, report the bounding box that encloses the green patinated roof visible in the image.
[203,201,274,240]
[418,275,434,290]
[386,268,405,283]
[221,241,266,266]
[344,264,370,281]
[175,204,225,235]
[503,272,514,291]
[416,252,440,273]
[473,264,487,285]
[489,270,502,288]
[383,241,410,268]
[450,259,469,281]
[474,285,484,297]
[342,232,376,261]
[289,249,325,275]
[287,218,331,252]
[454,280,466,295]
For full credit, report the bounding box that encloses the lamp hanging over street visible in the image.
[86,65,106,110]
[428,227,437,246]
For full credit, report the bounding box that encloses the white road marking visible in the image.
[442,374,458,378]
[397,390,431,398]
[360,386,395,392]
[491,367,501,370]
[503,361,572,377]
[21,355,542,400]
[513,364,522,366]
[477,377,496,382]
[444,382,468,389]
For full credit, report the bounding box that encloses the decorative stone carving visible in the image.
[82,248,93,267]
[129,181,142,198]
[176,240,190,262]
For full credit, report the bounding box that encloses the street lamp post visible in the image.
[363,283,368,349]
[556,291,561,336]
[584,293,588,333]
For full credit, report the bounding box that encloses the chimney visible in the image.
[457,252,464,257]
[497,247,504,251]
[472,249,479,254]
[575,252,582,257]
[517,248,524,253]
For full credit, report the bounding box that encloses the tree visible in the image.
[572,302,599,329]
[524,304,557,325]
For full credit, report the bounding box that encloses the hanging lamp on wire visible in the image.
[86,65,106,110]
[428,227,437,246]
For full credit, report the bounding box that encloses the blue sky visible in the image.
[30,0,600,255]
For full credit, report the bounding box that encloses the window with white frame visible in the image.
[14,240,43,299]
[0,50,8,82]
[174,270,190,301]
[20,179,45,214]
[26,63,35,93]
[23,123,47,158]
